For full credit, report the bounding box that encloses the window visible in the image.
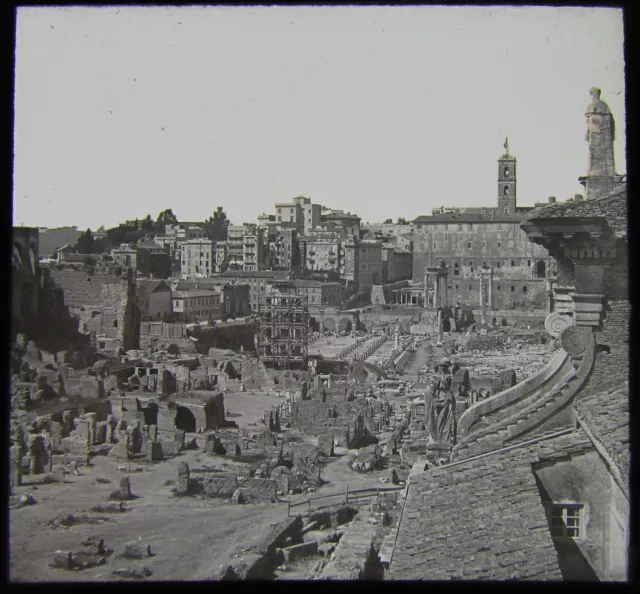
[510,286,515,292]
[504,209,508,215]
[455,284,458,290]
[497,285,501,291]
[504,166,510,178]
[113,320,118,328]
[434,243,437,249]
[482,241,486,248]
[523,285,528,293]
[469,285,472,290]
[504,186,509,196]
[511,260,515,266]
[497,262,501,268]
[497,242,501,248]
[548,504,583,539]
[468,242,471,249]
[528,260,532,266]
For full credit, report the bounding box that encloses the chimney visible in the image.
[548,197,557,204]
[574,194,584,202]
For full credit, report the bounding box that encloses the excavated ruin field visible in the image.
[9,447,290,582]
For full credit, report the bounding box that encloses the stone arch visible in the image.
[339,318,350,331]
[175,406,196,433]
[323,318,336,332]
[536,260,546,279]
[139,401,159,426]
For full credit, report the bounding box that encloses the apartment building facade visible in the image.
[179,239,215,279]
[171,288,222,322]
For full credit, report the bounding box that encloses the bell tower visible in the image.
[498,138,517,215]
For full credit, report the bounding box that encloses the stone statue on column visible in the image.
[583,87,617,198]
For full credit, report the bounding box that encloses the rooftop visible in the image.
[413,211,530,224]
[389,429,594,580]
[574,380,630,491]
[172,289,221,299]
[524,182,627,238]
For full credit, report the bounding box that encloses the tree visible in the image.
[383,218,393,224]
[204,207,230,242]
[75,229,95,254]
[396,217,409,225]
[156,209,178,233]
[140,214,155,232]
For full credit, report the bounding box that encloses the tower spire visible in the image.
[504,137,509,155]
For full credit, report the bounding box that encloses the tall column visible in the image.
[437,310,443,344]
[545,279,554,315]
[480,283,487,326]
[479,275,484,310]
[488,268,494,310]
[423,269,429,309]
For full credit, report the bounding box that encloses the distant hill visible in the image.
[38,226,83,257]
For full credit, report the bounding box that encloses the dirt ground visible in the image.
[9,446,290,582]
[10,390,288,583]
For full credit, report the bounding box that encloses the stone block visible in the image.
[281,540,318,563]
[159,440,178,457]
[116,477,132,500]
[146,441,163,462]
[122,542,152,559]
[176,462,190,495]
[242,478,279,503]
[50,551,75,570]
[274,475,289,495]
[201,475,238,498]
[317,433,335,457]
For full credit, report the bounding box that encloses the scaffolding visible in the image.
[257,281,308,370]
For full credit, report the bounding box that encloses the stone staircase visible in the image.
[454,335,596,461]
[317,514,382,580]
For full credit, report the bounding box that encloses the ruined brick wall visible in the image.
[50,270,140,350]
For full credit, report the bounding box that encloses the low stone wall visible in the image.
[318,514,382,580]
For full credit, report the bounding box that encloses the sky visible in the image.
[13,5,625,230]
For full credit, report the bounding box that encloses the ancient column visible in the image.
[86,413,97,446]
[437,310,443,345]
[106,415,115,444]
[546,279,555,315]
[10,445,21,493]
[423,268,429,309]
[62,410,73,437]
[488,268,494,311]
[480,283,487,326]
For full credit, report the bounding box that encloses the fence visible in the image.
[285,484,404,516]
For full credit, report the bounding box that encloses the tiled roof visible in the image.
[412,211,528,224]
[389,430,594,580]
[574,381,629,491]
[220,270,289,279]
[136,280,170,300]
[525,182,627,237]
[172,289,220,299]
